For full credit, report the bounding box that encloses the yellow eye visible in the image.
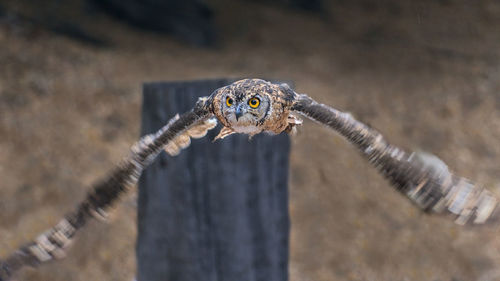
[248,97,260,108]
[226,97,233,107]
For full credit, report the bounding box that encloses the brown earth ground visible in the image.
[1,0,500,280]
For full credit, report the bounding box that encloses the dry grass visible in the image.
[1,0,500,280]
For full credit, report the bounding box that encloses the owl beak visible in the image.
[235,105,244,120]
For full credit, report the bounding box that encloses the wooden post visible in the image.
[136,79,291,281]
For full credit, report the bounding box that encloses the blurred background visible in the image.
[0,0,500,280]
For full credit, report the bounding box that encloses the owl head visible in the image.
[212,79,272,134]
[210,79,297,140]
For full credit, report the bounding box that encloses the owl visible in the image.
[209,78,302,139]
[1,78,499,281]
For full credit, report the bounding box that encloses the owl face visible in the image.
[221,90,270,133]
[210,79,295,138]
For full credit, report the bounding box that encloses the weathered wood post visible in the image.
[136,79,291,281]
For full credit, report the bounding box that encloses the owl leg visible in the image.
[214,126,236,141]
[284,114,303,134]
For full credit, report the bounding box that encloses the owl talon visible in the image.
[213,126,236,141]
[285,114,303,135]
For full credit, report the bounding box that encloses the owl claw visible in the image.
[288,114,303,125]
[285,114,303,135]
[213,126,236,141]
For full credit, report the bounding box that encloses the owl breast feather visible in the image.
[232,124,261,134]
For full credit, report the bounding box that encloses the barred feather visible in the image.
[0,97,212,281]
[292,93,499,225]
[2,79,499,281]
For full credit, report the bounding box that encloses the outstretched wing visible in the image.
[0,97,214,281]
[291,93,499,225]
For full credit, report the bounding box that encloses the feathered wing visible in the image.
[0,97,214,281]
[292,93,499,225]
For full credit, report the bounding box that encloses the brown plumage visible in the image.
[1,78,499,281]
[209,79,499,225]
[209,78,301,139]
[291,93,499,225]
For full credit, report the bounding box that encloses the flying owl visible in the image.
[1,78,498,281]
